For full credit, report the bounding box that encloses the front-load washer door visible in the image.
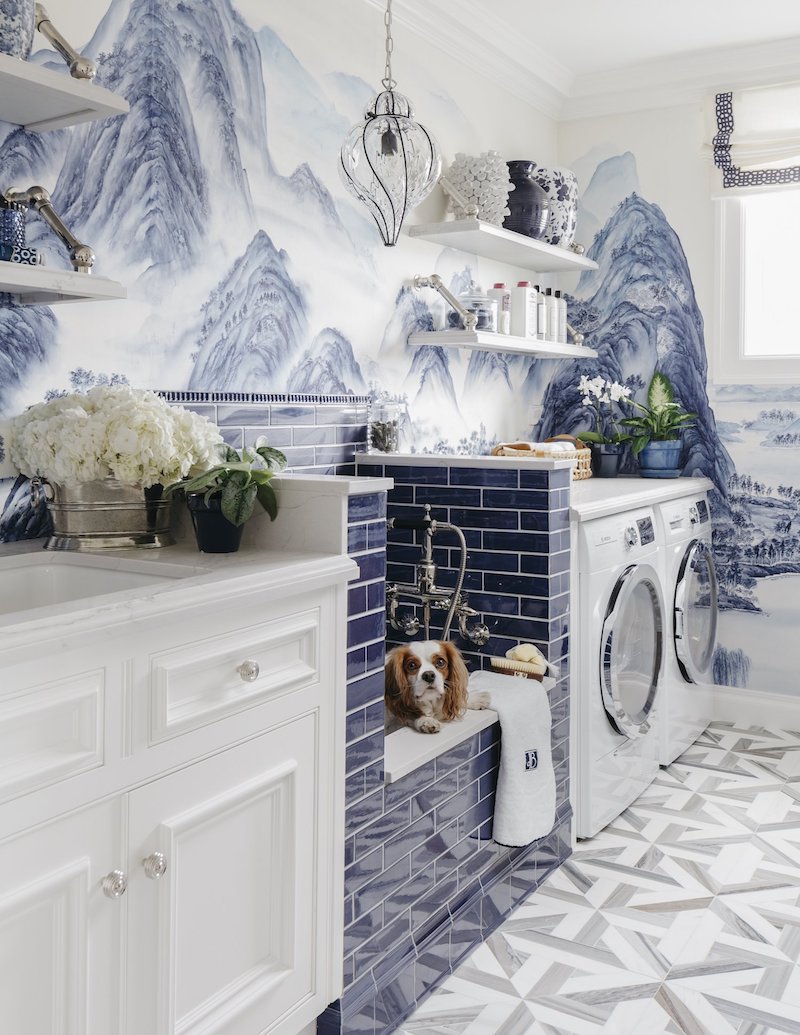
[599,563,664,739]
[674,539,718,683]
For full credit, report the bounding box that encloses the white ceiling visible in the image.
[376,0,800,119]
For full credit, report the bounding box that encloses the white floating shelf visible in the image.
[0,54,129,131]
[0,262,126,304]
[407,218,598,273]
[407,329,598,359]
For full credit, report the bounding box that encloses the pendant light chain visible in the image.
[382,0,396,91]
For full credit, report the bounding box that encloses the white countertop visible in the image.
[570,476,715,521]
[355,452,574,471]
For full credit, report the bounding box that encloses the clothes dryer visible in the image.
[655,484,717,765]
[572,505,665,839]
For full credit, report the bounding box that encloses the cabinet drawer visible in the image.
[0,670,104,805]
[148,606,320,743]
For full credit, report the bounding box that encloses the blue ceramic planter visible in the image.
[638,440,682,478]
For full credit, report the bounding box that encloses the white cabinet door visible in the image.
[0,798,123,1035]
[126,713,320,1035]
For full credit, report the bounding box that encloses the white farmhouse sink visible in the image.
[0,551,191,618]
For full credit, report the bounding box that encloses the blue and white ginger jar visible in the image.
[0,0,35,59]
[532,166,579,247]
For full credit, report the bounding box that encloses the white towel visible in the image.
[470,670,557,848]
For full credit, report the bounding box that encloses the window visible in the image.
[714,186,800,383]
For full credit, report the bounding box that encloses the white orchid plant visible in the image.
[577,375,633,445]
[9,385,224,488]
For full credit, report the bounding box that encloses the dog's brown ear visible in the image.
[384,647,418,724]
[441,641,469,720]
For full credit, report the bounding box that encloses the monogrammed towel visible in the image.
[469,670,556,847]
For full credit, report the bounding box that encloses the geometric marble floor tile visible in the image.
[397,726,800,1035]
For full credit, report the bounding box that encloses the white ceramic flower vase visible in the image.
[531,166,579,247]
[0,0,35,59]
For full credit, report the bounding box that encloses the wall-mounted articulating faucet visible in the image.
[35,4,97,80]
[386,504,490,645]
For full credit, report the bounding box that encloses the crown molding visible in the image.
[561,36,800,120]
[360,1,800,123]
[360,0,567,120]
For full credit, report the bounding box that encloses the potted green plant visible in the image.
[164,439,287,553]
[576,375,633,477]
[621,371,696,478]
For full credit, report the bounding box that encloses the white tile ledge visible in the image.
[383,708,498,784]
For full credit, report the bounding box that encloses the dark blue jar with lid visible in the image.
[503,161,549,240]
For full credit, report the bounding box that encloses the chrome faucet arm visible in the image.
[566,321,585,347]
[3,185,95,273]
[35,4,96,80]
[413,273,478,332]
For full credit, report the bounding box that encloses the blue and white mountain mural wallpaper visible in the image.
[1,0,799,694]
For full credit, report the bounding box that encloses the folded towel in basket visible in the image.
[470,670,556,847]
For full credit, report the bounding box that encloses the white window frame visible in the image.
[713,188,800,384]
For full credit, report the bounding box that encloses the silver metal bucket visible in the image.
[37,479,175,550]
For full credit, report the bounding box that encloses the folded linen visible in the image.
[470,670,556,847]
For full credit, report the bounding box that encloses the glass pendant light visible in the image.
[339,0,441,246]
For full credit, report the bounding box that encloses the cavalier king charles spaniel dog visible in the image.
[384,640,491,734]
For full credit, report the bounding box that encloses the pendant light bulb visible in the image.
[338,1,441,246]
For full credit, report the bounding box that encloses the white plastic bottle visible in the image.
[554,289,568,343]
[487,282,512,335]
[534,284,547,341]
[544,288,558,342]
[510,281,538,338]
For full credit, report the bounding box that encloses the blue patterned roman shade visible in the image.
[713,84,800,188]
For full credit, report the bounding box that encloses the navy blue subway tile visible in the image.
[346,709,367,743]
[349,493,387,522]
[384,761,436,808]
[457,747,498,790]
[316,444,354,466]
[354,550,386,585]
[346,769,365,806]
[292,425,336,447]
[354,854,412,921]
[345,845,385,897]
[347,611,386,649]
[347,646,367,681]
[415,944,452,1002]
[435,831,479,883]
[468,592,521,617]
[347,669,385,711]
[410,769,460,820]
[488,615,549,642]
[365,700,385,737]
[383,867,435,925]
[220,427,244,449]
[346,787,385,837]
[365,760,384,796]
[317,403,365,426]
[517,470,551,489]
[348,584,367,616]
[366,639,385,670]
[354,462,385,478]
[344,902,384,956]
[479,725,501,752]
[465,550,519,573]
[434,780,480,829]
[482,488,549,510]
[373,956,418,1023]
[354,800,411,860]
[411,898,452,951]
[435,735,481,778]
[480,529,551,554]
[483,572,551,598]
[217,405,271,425]
[386,464,448,484]
[450,467,519,488]
[448,507,519,530]
[367,581,386,611]
[348,525,368,553]
[385,810,436,868]
[414,485,482,508]
[346,730,384,775]
[281,445,317,467]
[520,508,569,532]
[367,523,387,550]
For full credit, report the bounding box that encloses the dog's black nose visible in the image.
[421,670,436,684]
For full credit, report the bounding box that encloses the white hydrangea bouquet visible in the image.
[9,385,224,488]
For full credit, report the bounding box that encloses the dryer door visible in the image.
[599,563,664,739]
[674,539,718,682]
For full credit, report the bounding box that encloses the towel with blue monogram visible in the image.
[469,670,556,847]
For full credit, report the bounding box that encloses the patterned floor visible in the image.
[397,723,800,1035]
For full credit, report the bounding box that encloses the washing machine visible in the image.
[571,499,666,839]
[655,481,718,765]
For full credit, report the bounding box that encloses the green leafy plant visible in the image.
[621,371,697,456]
[164,439,287,525]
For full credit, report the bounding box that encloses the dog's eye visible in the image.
[434,657,446,668]
[406,660,418,671]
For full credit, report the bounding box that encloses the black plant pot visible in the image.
[589,443,623,478]
[187,493,244,553]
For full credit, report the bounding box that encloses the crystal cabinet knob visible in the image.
[101,870,128,899]
[237,660,260,683]
[142,852,167,880]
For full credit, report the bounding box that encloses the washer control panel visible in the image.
[637,515,655,545]
[581,507,659,569]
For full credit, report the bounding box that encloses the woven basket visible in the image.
[491,436,591,481]
[489,656,545,681]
